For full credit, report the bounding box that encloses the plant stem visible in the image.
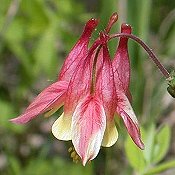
[110,33,170,79]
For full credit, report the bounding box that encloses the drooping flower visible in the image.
[10,13,146,165]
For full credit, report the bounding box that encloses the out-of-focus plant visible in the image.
[125,124,174,175]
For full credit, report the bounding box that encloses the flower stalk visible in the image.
[110,33,170,79]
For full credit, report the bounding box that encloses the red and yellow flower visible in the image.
[11,13,144,166]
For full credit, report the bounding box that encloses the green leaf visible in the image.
[166,26,175,58]
[143,124,155,164]
[152,125,171,164]
[5,19,26,42]
[21,0,49,35]
[5,19,33,75]
[0,100,25,133]
[33,23,58,76]
[8,156,21,175]
[23,157,93,175]
[145,160,175,175]
[125,128,146,172]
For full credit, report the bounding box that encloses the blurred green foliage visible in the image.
[125,125,172,174]
[1,0,175,175]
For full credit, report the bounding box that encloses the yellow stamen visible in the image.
[87,160,91,165]
[74,155,79,160]
[68,147,73,152]
[71,151,76,158]
[68,146,81,164]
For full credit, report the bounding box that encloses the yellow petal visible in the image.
[52,113,72,140]
[102,120,118,147]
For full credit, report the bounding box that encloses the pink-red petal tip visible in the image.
[9,117,28,124]
[135,138,145,150]
[121,23,132,34]
[105,12,118,33]
[110,12,118,24]
[85,18,99,32]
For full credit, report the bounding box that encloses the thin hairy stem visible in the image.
[110,33,170,79]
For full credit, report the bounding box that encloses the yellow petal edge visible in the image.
[102,120,118,147]
[52,112,72,141]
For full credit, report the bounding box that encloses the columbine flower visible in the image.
[52,33,118,165]
[11,13,147,165]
